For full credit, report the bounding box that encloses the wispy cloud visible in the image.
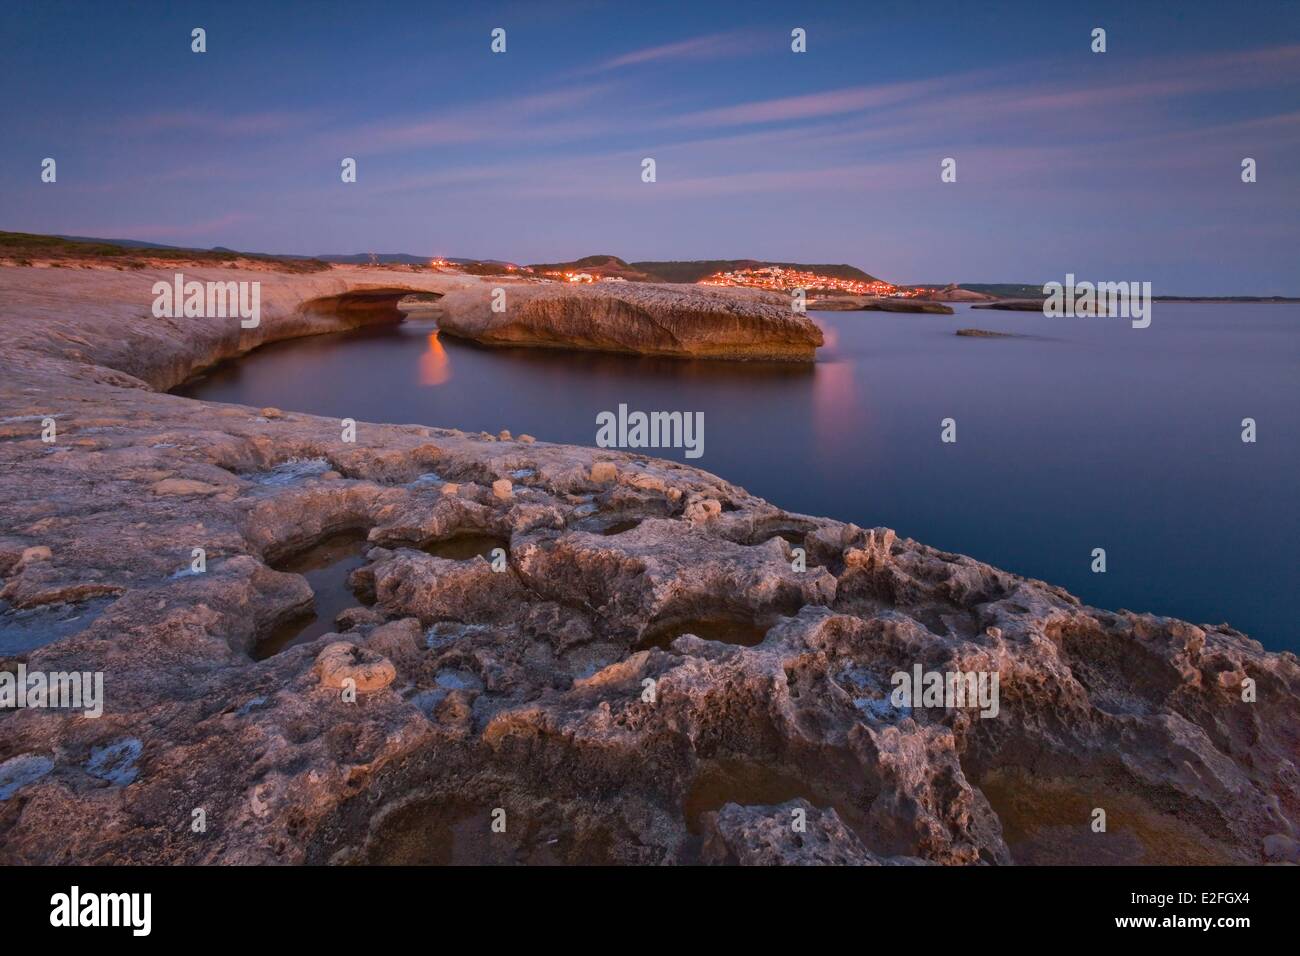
[120,110,320,137]
[330,85,611,154]
[663,78,952,128]
[297,39,1300,208]
[78,212,257,241]
[589,29,766,72]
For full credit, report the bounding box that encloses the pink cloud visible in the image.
[659,43,1300,135]
[665,79,948,128]
[592,30,765,71]
[89,212,257,241]
[122,111,318,137]
[339,85,610,153]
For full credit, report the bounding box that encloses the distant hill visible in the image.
[3,232,328,272]
[315,252,433,265]
[54,234,199,251]
[525,255,659,282]
[317,252,517,267]
[910,283,1046,298]
[631,259,881,284]
[19,235,1291,297]
[45,234,513,268]
[525,256,883,284]
[33,237,878,285]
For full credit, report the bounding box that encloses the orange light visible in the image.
[418,331,450,386]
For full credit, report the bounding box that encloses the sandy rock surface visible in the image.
[0,262,1295,865]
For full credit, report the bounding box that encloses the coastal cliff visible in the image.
[0,262,1297,866]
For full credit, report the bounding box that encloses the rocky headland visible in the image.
[971,299,1047,312]
[432,282,823,361]
[809,295,954,314]
[918,285,998,303]
[0,261,1297,866]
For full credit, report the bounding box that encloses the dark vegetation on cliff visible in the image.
[0,231,331,272]
[908,282,1045,298]
[523,255,884,285]
[632,259,881,284]
[525,255,660,281]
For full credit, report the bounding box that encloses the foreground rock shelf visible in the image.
[0,262,1297,865]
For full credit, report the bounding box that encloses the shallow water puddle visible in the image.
[361,799,569,865]
[85,738,143,786]
[247,457,332,486]
[682,760,822,835]
[256,531,369,660]
[634,614,771,651]
[0,597,114,656]
[572,514,644,536]
[600,519,642,536]
[978,768,1242,865]
[679,758,870,862]
[0,753,55,800]
[423,533,508,562]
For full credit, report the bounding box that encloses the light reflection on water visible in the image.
[418,330,450,386]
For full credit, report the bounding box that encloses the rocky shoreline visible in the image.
[0,262,1297,865]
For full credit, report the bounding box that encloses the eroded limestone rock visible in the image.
[700,800,929,866]
[316,641,397,693]
[434,282,823,361]
[0,261,1295,867]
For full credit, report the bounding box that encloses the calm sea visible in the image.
[175,303,1299,652]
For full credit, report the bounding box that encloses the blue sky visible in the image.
[2,0,1298,292]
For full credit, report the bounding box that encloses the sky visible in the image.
[2,0,1298,293]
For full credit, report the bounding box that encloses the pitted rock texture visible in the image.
[0,262,1296,865]
[432,282,824,361]
[699,799,928,865]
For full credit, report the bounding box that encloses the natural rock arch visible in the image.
[299,286,444,323]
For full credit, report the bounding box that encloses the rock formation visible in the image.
[917,284,998,303]
[0,262,1296,866]
[971,299,1047,311]
[432,282,824,360]
[808,295,954,314]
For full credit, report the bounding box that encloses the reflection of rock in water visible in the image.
[255,531,371,660]
[421,532,508,562]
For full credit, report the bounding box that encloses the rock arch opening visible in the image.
[299,287,444,324]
